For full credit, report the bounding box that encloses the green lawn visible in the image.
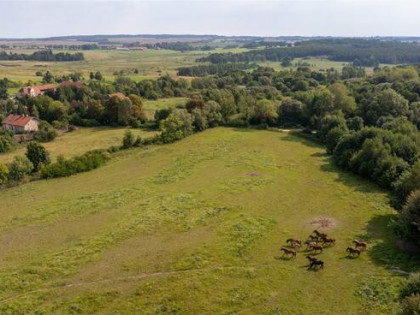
[0,128,416,313]
[144,97,188,118]
[0,127,158,164]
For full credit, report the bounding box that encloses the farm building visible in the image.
[108,92,129,100]
[60,81,84,88]
[17,84,56,98]
[2,114,39,133]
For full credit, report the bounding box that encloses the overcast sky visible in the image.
[1,0,420,38]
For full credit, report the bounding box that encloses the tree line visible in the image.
[199,39,420,66]
[0,50,84,62]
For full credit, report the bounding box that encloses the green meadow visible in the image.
[0,128,415,314]
[0,127,157,164]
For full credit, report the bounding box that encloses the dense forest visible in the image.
[0,50,84,61]
[199,39,420,66]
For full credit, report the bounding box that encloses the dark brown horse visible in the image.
[281,247,297,258]
[305,240,318,250]
[321,236,336,246]
[353,240,367,249]
[308,235,319,241]
[313,230,328,239]
[306,255,318,263]
[346,247,361,256]
[309,244,323,253]
[286,238,302,248]
[309,260,324,269]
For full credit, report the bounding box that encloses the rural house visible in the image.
[2,114,39,133]
[108,92,129,100]
[17,84,56,98]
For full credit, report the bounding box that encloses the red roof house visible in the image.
[17,84,56,98]
[2,114,39,133]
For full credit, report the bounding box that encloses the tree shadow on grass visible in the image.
[282,130,389,195]
[360,214,420,272]
[282,131,324,149]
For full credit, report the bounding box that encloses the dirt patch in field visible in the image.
[310,217,337,229]
[246,172,261,177]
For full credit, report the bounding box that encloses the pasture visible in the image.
[0,48,247,86]
[144,97,188,118]
[0,127,415,314]
[0,127,157,164]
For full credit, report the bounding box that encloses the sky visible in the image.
[1,0,420,38]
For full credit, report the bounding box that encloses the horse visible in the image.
[321,236,336,246]
[309,244,323,253]
[306,255,318,263]
[309,260,324,269]
[353,240,367,249]
[346,247,361,256]
[313,230,328,239]
[286,238,302,248]
[308,235,319,241]
[305,241,318,250]
[280,247,297,258]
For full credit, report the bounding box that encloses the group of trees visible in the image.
[0,50,84,62]
[199,39,420,65]
[177,63,255,77]
[0,142,49,185]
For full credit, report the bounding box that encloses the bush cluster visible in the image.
[41,150,110,179]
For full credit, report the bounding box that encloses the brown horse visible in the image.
[310,260,324,269]
[309,244,323,253]
[281,247,297,258]
[346,247,361,256]
[353,240,367,249]
[286,238,302,248]
[313,230,328,239]
[305,241,318,250]
[306,255,318,263]
[321,236,336,246]
[308,235,319,241]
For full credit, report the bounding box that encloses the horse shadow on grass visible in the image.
[273,255,295,261]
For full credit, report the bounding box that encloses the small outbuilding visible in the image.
[2,114,39,133]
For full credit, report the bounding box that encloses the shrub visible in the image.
[401,274,420,299]
[34,121,57,142]
[0,131,16,153]
[122,130,135,149]
[393,161,420,209]
[0,163,9,185]
[326,127,348,154]
[160,109,193,143]
[395,192,420,242]
[41,150,110,179]
[25,142,50,171]
[8,156,33,182]
[401,294,420,315]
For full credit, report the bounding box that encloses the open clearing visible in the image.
[0,128,417,314]
[0,127,157,164]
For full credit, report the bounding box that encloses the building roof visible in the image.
[109,92,128,100]
[60,81,84,88]
[19,84,56,96]
[2,114,37,127]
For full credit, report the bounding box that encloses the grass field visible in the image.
[144,97,188,118]
[0,48,247,86]
[0,127,158,164]
[0,127,417,314]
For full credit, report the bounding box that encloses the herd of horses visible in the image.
[280,230,368,270]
